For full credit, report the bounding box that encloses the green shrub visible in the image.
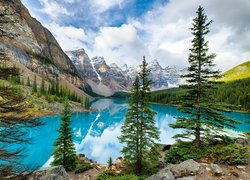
[96,171,145,180]
[109,174,145,180]
[165,140,249,165]
[208,144,249,165]
[204,135,235,145]
[96,171,117,180]
[165,141,202,164]
[74,161,93,174]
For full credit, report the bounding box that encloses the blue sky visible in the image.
[21,0,250,71]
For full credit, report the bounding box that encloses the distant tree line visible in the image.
[3,64,82,104]
[31,77,81,103]
[150,78,250,111]
[8,73,82,103]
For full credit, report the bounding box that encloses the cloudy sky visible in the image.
[21,0,250,71]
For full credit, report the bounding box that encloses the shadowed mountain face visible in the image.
[0,0,88,97]
[66,49,187,96]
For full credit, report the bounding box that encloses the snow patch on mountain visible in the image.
[91,58,102,82]
[66,48,187,96]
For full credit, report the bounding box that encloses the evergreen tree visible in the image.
[107,157,113,170]
[51,98,76,171]
[119,57,160,175]
[51,80,56,95]
[84,97,90,110]
[170,6,236,147]
[40,77,46,95]
[0,50,41,178]
[32,75,37,93]
[55,79,60,96]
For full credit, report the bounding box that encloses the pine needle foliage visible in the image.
[0,50,41,178]
[51,98,76,171]
[107,157,113,170]
[84,97,90,110]
[119,57,160,175]
[170,6,237,147]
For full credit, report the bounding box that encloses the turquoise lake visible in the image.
[18,99,250,169]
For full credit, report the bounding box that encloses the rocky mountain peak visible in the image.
[110,63,119,68]
[0,0,89,98]
[92,56,106,65]
[149,59,162,71]
[121,64,128,71]
[67,48,187,96]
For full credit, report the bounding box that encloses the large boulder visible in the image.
[170,160,202,178]
[147,168,175,180]
[147,160,202,179]
[31,166,69,180]
[210,164,223,175]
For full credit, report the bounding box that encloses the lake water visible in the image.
[18,99,250,169]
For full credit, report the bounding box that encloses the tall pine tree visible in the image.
[84,97,90,110]
[51,98,76,171]
[32,75,37,93]
[0,50,41,178]
[26,76,31,86]
[119,57,160,175]
[170,6,236,147]
[40,77,46,95]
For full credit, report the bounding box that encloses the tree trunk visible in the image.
[195,125,201,147]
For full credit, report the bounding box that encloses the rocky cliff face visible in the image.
[123,61,187,90]
[67,49,187,96]
[66,49,132,96]
[0,0,88,97]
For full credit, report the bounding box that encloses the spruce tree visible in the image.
[0,50,41,178]
[40,77,46,95]
[107,157,113,170]
[32,75,37,93]
[51,98,76,171]
[119,57,160,175]
[170,6,236,147]
[84,97,90,110]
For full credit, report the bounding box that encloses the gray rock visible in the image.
[176,176,196,180]
[210,164,223,175]
[234,138,248,146]
[147,170,175,180]
[170,159,201,178]
[31,166,69,180]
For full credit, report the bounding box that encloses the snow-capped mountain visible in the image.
[121,59,187,90]
[66,49,186,96]
[66,49,131,96]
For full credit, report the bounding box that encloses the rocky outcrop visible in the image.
[0,0,89,98]
[210,164,223,175]
[66,49,132,96]
[147,160,202,180]
[147,167,175,180]
[170,160,202,178]
[31,166,69,180]
[66,49,99,83]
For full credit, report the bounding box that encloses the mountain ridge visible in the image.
[219,61,250,82]
[0,0,90,99]
[66,48,187,96]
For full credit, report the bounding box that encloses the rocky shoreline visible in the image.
[29,156,250,180]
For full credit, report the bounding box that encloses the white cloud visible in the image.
[90,24,149,66]
[34,0,250,71]
[121,0,249,70]
[91,0,125,13]
[64,0,76,3]
[44,23,88,51]
[39,0,72,19]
